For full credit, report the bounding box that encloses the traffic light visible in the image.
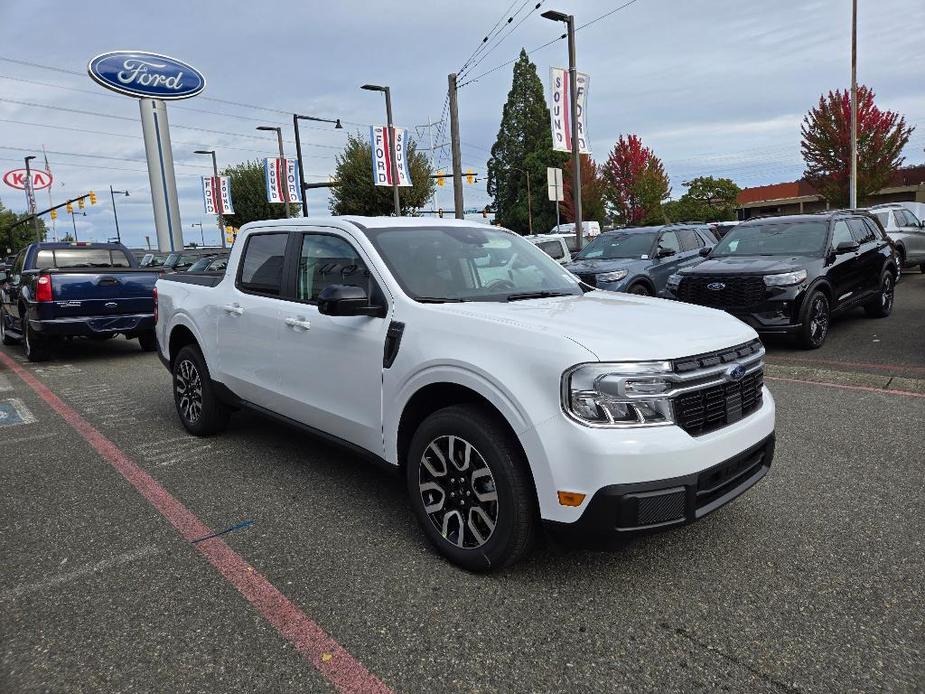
[66,202,73,214]
[438,208,444,218]
[88,191,97,205]
[466,169,474,185]
[50,209,57,220]
[437,170,445,187]
[77,197,85,209]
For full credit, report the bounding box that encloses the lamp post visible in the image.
[361,83,401,216]
[69,209,85,242]
[512,167,534,235]
[849,0,858,209]
[109,186,129,244]
[541,9,582,250]
[256,127,291,218]
[191,221,204,247]
[23,155,41,241]
[193,149,226,248]
[293,114,342,217]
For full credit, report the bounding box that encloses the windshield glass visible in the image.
[711,221,829,256]
[366,226,582,302]
[574,231,656,259]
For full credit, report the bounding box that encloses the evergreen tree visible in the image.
[220,160,301,228]
[0,197,48,254]
[487,49,565,234]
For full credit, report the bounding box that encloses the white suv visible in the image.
[869,204,925,272]
[155,217,775,571]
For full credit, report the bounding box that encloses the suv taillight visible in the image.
[152,286,158,324]
[35,274,53,302]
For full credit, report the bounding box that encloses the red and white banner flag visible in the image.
[201,176,234,215]
[264,158,301,204]
[549,67,591,154]
[370,126,413,187]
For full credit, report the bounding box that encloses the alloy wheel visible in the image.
[175,358,203,423]
[881,275,894,312]
[809,296,829,345]
[418,435,499,549]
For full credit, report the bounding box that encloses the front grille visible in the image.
[677,275,765,308]
[675,370,764,436]
[673,339,763,373]
[577,273,597,288]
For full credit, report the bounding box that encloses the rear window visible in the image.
[875,212,890,228]
[238,233,288,296]
[35,248,131,268]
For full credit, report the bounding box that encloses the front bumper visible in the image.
[544,433,773,546]
[662,286,805,335]
[29,313,155,337]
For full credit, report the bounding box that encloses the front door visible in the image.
[273,230,391,456]
[827,220,862,306]
[648,230,685,290]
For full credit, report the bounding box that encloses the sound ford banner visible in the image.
[201,176,234,215]
[370,125,412,187]
[549,67,590,154]
[264,158,302,204]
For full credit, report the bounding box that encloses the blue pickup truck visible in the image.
[0,242,159,362]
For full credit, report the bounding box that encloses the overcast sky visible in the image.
[1,0,923,248]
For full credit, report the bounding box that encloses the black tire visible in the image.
[138,330,158,352]
[919,263,925,274]
[797,290,829,350]
[627,282,653,296]
[23,322,50,362]
[0,310,18,345]
[864,270,895,318]
[406,404,537,572]
[172,345,229,436]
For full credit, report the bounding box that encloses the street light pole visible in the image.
[256,127,291,218]
[23,155,41,241]
[191,222,204,246]
[293,114,343,218]
[194,150,227,248]
[109,185,129,244]
[542,10,583,250]
[362,84,402,216]
[849,0,858,209]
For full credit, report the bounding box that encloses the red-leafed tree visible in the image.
[801,85,913,207]
[602,134,670,226]
[560,155,606,225]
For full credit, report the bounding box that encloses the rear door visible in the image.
[847,217,881,295]
[215,231,290,408]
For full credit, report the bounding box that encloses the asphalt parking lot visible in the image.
[1,273,923,693]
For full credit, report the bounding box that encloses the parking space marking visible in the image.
[766,375,925,398]
[0,545,160,602]
[0,351,393,694]
[0,398,37,427]
[136,437,217,468]
[31,364,83,378]
[0,431,57,446]
[0,373,12,392]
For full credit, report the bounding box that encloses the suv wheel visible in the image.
[0,310,18,345]
[172,345,229,435]
[23,323,50,362]
[797,290,829,349]
[406,404,536,571]
[864,271,895,318]
[627,282,652,296]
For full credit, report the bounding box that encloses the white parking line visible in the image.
[0,431,57,445]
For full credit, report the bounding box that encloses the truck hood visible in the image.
[442,291,757,361]
[683,255,807,276]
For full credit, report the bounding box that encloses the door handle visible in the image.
[223,303,244,316]
[285,317,312,331]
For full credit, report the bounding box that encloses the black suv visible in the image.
[663,211,898,348]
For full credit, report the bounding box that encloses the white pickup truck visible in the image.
[155,217,775,571]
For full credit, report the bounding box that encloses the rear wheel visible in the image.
[23,323,50,362]
[138,330,157,352]
[864,270,895,318]
[406,404,536,572]
[0,310,18,345]
[627,282,653,296]
[172,345,229,435]
[797,290,829,349]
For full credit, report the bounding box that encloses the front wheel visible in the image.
[626,282,653,296]
[406,404,537,572]
[864,271,895,318]
[797,290,829,349]
[172,345,229,435]
[0,310,18,345]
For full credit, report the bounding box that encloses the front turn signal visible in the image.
[557,491,586,507]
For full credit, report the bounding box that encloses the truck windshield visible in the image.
[711,221,829,257]
[366,226,582,302]
[35,248,132,268]
[574,231,656,259]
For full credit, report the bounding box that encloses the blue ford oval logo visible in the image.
[726,364,746,381]
[707,282,726,291]
[88,51,205,100]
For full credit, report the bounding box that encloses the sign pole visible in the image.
[384,88,401,217]
[23,156,41,241]
[139,98,183,252]
[565,14,583,251]
[209,151,226,248]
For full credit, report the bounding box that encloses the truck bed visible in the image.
[158,272,225,288]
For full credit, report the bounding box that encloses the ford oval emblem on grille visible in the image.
[726,364,746,381]
[707,282,726,291]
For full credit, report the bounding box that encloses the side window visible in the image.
[677,229,703,251]
[537,240,564,259]
[904,210,922,226]
[831,221,854,248]
[874,212,890,229]
[863,218,883,240]
[657,231,681,253]
[297,233,369,303]
[238,233,288,296]
[847,218,873,243]
[563,236,580,253]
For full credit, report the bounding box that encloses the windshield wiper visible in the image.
[415,297,468,303]
[506,291,573,302]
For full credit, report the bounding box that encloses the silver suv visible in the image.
[869,204,925,272]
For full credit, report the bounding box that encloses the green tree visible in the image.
[0,197,47,255]
[561,156,606,226]
[329,133,434,215]
[220,160,301,229]
[487,49,566,234]
[663,176,740,222]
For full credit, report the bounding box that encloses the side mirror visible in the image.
[699,246,713,257]
[835,240,860,254]
[656,247,677,258]
[317,284,385,317]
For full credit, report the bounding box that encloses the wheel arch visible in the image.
[167,322,201,367]
[626,275,656,294]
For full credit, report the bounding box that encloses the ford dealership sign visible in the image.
[87,51,205,100]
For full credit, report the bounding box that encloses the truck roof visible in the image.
[31,241,126,249]
[240,216,497,233]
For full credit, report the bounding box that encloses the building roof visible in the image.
[737,165,925,206]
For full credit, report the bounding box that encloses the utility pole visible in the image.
[448,73,464,220]
[69,209,79,242]
[109,185,129,244]
[23,155,41,241]
[256,126,291,218]
[849,0,858,209]
[293,114,342,218]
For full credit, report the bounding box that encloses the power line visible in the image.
[456,0,521,75]
[0,144,210,169]
[459,1,546,80]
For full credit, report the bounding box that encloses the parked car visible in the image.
[0,242,160,361]
[186,253,230,273]
[524,235,571,264]
[564,223,717,295]
[663,211,897,349]
[156,217,775,571]
[163,248,224,272]
[140,252,169,268]
[868,203,925,272]
[710,221,740,239]
[551,221,602,238]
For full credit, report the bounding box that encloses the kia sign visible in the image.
[3,169,53,191]
[87,51,205,100]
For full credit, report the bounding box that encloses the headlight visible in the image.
[596,270,628,283]
[562,362,675,427]
[763,270,807,287]
[666,273,683,289]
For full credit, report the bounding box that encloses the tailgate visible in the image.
[50,271,158,317]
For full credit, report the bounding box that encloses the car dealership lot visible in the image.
[1,274,923,693]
